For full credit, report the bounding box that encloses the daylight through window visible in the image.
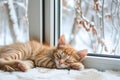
[62,0,120,55]
[0,0,29,46]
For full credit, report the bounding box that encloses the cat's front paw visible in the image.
[17,62,28,72]
[70,63,84,70]
[16,60,34,72]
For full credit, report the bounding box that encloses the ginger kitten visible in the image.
[0,35,87,72]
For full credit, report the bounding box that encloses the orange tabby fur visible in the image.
[0,35,88,72]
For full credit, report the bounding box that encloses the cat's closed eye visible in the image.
[65,59,71,63]
[65,57,73,63]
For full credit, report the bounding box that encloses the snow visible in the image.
[0,0,29,46]
[62,0,120,55]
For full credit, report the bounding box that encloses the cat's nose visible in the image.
[59,60,64,64]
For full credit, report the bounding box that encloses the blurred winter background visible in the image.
[62,0,120,55]
[0,0,29,46]
[0,0,120,55]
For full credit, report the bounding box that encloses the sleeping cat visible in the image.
[0,35,87,72]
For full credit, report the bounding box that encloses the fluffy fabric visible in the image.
[0,68,120,80]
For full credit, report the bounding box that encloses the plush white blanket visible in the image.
[0,68,120,80]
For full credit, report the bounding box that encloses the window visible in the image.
[61,0,120,71]
[0,0,120,71]
[41,0,120,70]
[0,0,55,46]
[61,0,120,56]
[0,0,29,46]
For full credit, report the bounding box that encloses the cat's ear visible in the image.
[77,49,88,61]
[57,35,66,47]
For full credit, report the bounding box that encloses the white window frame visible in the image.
[28,0,60,45]
[44,0,60,46]
[83,56,120,71]
[44,0,55,46]
[28,0,120,71]
[28,0,43,42]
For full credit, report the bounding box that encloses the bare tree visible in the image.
[0,0,28,46]
[62,0,120,55]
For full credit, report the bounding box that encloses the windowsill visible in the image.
[83,56,120,71]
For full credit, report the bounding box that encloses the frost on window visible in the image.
[0,0,29,46]
[62,0,120,55]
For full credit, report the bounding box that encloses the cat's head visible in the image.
[53,35,88,70]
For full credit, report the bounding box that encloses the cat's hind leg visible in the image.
[0,59,34,72]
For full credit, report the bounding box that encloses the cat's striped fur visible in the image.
[0,35,87,72]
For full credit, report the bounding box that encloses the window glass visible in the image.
[0,0,29,46]
[62,0,120,55]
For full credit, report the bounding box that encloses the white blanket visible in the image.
[0,68,120,80]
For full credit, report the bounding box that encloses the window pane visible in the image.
[0,0,29,46]
[61,0,120,55]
